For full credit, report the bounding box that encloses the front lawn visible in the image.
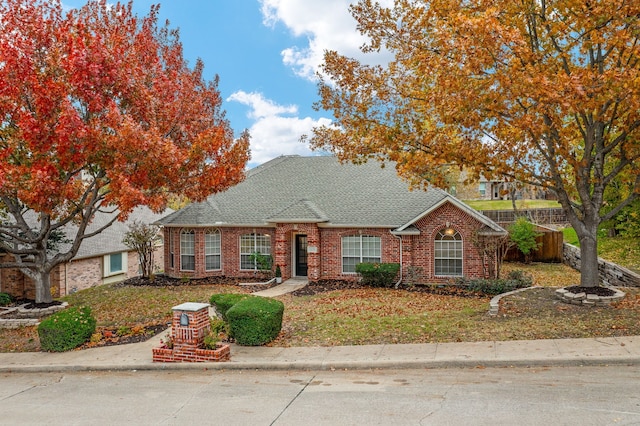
[60,282,246,327]
[2,263,638,352]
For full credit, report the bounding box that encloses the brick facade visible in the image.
[0,245,164,299]
[162,202,494,284]
[152,303,230,363]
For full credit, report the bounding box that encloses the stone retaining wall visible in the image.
[0,302,68,329]
[563,243,640,287]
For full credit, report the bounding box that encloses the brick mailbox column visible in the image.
[172,302,210,351]
[152,302,230,362]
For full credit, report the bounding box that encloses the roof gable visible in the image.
[394,194,507,234]
[267,199,328,223]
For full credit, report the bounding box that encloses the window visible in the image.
[478,182,486,196]
[103,252,127,277]
[341,235,381,273]
[240,233,271,270]
[434,228,463,276]
[205,229,221,270]
[180,229,195,271]
[169,230,175,269]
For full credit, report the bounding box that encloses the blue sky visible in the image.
[60,0,382,167]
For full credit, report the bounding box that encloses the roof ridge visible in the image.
[245,155,300,179]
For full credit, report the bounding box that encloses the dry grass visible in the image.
[270,262,640,347]
[1,263,638,352]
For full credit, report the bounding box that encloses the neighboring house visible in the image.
[453,170,556,201]
[158,156,507,284]
[452,170,509,201]
[0,206,169,300]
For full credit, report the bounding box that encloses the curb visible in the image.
[2,356,640,374]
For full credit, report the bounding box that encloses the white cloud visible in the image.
[228,91,332,166]
[260,0,391,81]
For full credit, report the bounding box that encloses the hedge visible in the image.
[38,306,96,352]
[355,263,401,288]
[226,296,284,346]
[209,293,251,321]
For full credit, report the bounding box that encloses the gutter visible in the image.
[391,232,403,288]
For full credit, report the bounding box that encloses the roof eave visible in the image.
[391,229,421,236]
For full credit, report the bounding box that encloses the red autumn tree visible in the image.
[310,0,640,288]
[0,0,250,303]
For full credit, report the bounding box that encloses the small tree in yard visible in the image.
[123,221,161,279]
[509,217,542,263]
[471,230,513,279]
[0,0,250,303]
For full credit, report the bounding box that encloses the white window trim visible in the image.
[180,229,195,272]
[434,229,463,277]
[103,252,128,277]
[341,234,382,274]
[169,230,175,269]
[239,233,271,271]
[205,229,222,271]
[478,182,486,196]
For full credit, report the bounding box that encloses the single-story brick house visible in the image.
[0,206,168,299]
[158,156,507,284]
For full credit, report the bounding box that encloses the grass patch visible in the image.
[60,282,247,327]
[270,263,582,347]
[561,227,640,273]
[271,288,490,346]
[561,227,579,245]
[463,199,561,211]
[597,236,640,273]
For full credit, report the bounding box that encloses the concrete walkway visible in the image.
[251,277,308,297]
[2,280,639,373]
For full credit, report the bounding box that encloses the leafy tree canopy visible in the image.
[310,0,640,287]
[0,0,250,302]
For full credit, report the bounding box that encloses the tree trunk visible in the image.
[578,232,600,287]
[33,269,54,304]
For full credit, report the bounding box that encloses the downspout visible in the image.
[392,232,403,288]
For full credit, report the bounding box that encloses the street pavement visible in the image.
[1,280,639,373]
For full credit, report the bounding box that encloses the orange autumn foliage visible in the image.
[0,0,249,216]
[0,0,249,303]
[310,0,640,287]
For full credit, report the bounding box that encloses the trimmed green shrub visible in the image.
[0,292,12,307]
[38,306,96,352]
[226,296,284,346]
[355,263,401,288]
[210,293,251,321]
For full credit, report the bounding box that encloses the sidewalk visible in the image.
[1,332,638,373]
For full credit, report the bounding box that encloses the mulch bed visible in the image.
[116,274,242,287]
[115,274,280,293]
[80,324,168,349]
[290,280,488,298]
[564,285,617,296]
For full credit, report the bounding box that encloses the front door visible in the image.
[295,234,308,276]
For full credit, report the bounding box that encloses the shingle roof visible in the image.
[158,155,505,233]
[61,206,172,259]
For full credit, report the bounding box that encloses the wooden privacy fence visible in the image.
[503,224,564,263]
[482,208,567,225]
